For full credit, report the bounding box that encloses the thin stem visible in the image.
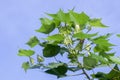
[81,68,91,80]
[76,60,91,80]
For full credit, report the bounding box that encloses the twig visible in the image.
[81,68,91,80]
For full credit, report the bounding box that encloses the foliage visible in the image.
[18,9,120,80]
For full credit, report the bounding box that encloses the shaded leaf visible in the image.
[59,47,68,55]
[83,56,97,70]
[91,72,108,80]
[26,36,39,48]
[18,49,35,57]
[45,65,67,78]
[107,64,120,79]
[43,44,60,57]
[90,54,109,64]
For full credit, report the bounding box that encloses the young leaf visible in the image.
[73,32,97,39]
[46,34,64,41]
[45,65,67,78]
[43,44,60,57]
[40,18,52,25]
[109,56,120,64]
[37,55,44,62]
[83,56,97,70]
[29,57,34,65]
[36,23,55,34]
[89,18,108,28]
[22,62,30,72]
[69,11,89,25]
[18,49,35,57]
[26,36,39,48]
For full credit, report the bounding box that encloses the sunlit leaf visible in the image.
[73,32,97,39]
[69,11,89,25]
[43,44,60,57]
[46,34,64,41]
[22,62,30,72]
[18,49,35,57]
[47,9,70,22]
[109,56,120,64]
[37,55,44,62]
[46,62,64,68]
[29,57,34,65]
[26,36,39,48]
[89,18,108,27]
[29,64,43,69]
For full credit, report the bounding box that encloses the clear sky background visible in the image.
[1,0,120,80]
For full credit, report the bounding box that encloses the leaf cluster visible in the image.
[18,9,120,80]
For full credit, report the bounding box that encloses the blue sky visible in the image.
[1,0,120,80]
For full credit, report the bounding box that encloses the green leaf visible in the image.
[73,32,97,39]
[89,18,108,27]
[59,47,68,55]
[47,9,70,22]
[107,64,120,79]
[26,36,39,48]
[69,11,89,25]
[45,65,67,78]
[46,34,64,41]
[29,57,34,65]
[92,72,108,80]
[83,56,97,70]
[37,55,44,62]
[18,49,35,57]
[36,24,55,34]
[46,62,64,68]
[29,64,43,69]
[117,34,120,37]
[109,56,120,64]
[43,44,60,57]
[93,37,114,52]
[68,67,81,72]
[40,18,53,25]
[22,62,30,72]
[37,18,56,33]
[90,54,109,64]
